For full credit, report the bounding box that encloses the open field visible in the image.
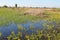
[0,8,60,26]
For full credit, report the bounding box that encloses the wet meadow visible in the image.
[0,8,60,40]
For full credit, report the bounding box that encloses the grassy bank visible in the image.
[0,8,40,26]
[0,8,60,26]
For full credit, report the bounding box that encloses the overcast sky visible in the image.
[0,0,60,8]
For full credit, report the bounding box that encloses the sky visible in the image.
[0,0,60,8]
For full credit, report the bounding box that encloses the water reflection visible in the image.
[0,20,58,37]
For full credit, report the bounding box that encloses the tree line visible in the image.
[0,4,18,8]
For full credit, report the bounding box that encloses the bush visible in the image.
[3,5,8,8]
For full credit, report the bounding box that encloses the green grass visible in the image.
[0,8,60,26]
[0,8,40,26]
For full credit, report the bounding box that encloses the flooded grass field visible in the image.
[0,8,60,40]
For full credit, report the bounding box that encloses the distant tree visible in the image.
[15,4,17,8]
[3,5,8,8]
[44,7,47,8]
